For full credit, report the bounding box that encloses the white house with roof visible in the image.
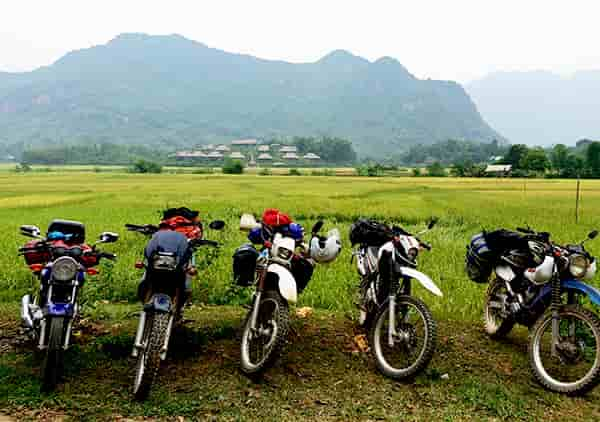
[282,152,299,160]
[280,146,297,153]
[257,145,270,152]
[485,164,512,176]
[303,153,321,160]
[257,153,273,161]
[230,151,245,159]
[215,145,231,152]
[206,151,224,159]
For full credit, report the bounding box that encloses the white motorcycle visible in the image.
[235,215,341,375]
[351,218,442,379]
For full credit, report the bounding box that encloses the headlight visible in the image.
[569,254,589,278]
[407,247,419,261]
[52,256,79,281]
[277,247,293,261]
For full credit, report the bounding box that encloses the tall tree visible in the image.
[586,142,600,177]
[520,148,549,173]
[503,144,529,168]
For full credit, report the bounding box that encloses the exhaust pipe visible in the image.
[21,295,34,329]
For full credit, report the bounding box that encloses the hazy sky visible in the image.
[2,0,599,82]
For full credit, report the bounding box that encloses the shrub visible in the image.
[192,167,214,174]
[426,162,447,177]
[355,164,383,177]
[412,168,421,177]
[129,160,162,174]
[311,168,334,176]
[288,168,302,176]
[222,158,245,174]
[258,168,272,176]
[14,163,32,173]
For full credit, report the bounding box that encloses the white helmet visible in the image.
[309,229,341,264]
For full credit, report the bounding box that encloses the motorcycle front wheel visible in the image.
[240,290,289,375]
[369,295,436,380]
[40,316,65,392]
[133,312,170,400]
[529,305,600,395]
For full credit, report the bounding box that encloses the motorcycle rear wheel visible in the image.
[484,280,515,339]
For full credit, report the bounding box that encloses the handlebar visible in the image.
[190,239,219,248]
[517,227,534,234]
[125,223,159,236]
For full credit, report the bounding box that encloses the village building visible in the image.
[280,146,297,153]
[303,152,321,160]
[257,145,270,152]
[206,151,224,159]
[485,164,512,177]
[229,151,245,159]
[282,152,299,160]
[215,145,231,152]
[257,153,273,161]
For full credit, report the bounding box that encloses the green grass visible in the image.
[1,172,599,322]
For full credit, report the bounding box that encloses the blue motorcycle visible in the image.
[468,227,600,394]
[19,220,118,391]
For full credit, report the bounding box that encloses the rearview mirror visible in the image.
[427,218,438,230]
[209,220,225,230]
[588,230,599,240]
[311,221,324,234]
[240,214,260,231]
[98,232,119,243]
[20,225,42,238]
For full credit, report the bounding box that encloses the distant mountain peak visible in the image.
[317,49,369,66]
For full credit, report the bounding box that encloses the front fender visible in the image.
[144,293,172,313]
[268,263,297,303]
[400,267,443,297]
[562,279,600,306]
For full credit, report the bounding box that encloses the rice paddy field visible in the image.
[0,170,598,322]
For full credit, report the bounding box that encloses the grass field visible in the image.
[1,171,600,420]
[0,171,598,320]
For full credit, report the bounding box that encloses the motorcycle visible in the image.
[351,218,442,379]
[236,214,341,375]
[468,226,600,394]
[18,219,118,391]
[125,218,225,400]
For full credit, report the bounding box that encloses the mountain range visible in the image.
[467,70,600,146]
[0,33,500,157]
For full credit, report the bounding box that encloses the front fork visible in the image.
[131,309,175,361]
[248,265,267,332]
[37,283,79,350]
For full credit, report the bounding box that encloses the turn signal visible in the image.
[86,268,99,275]
[134,261,145,269]
[29,264,44,272]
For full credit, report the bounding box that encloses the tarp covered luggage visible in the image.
[233,244,259,286]
[160,207,203,240]
[349,219,393,247]
[465,232,495,283]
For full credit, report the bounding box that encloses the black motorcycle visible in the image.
[125,218,224,400]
